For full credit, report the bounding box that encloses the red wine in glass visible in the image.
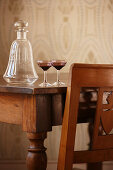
[52,60,67,86]
[37,60,52,87]
[37,62,51,71]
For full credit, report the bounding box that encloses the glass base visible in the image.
[3,77,38,85]
[52,81,65,86]
[39,82,52,87]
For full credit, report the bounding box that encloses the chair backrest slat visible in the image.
[92,87,113,149]
[70,64,113,87]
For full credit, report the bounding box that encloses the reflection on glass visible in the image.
[3,20,38,84]
[37,60,52,87]
[52,60,67,86]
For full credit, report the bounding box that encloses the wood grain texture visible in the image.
[36,95,52,132]
[92,88,113,150]
[58,86,80,170]
[23,95,37,133]
[101,90,113,134]
[51,94,66,126]
[58,63,113,170]
[0,73,67,95]
[74,149,113,163]
[27,132,47,170]
[0,93,23,124]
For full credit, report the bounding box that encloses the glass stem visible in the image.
[44,71,47,84]
[57,70,60,84]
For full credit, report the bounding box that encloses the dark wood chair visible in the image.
[57,63,113,170]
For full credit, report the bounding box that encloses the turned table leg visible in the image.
[26,132,47,170]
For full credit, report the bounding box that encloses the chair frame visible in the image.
[58,63,113,170]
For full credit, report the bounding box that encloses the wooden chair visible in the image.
[57,63,113,170]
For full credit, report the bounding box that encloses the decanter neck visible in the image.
[17,31,27,40]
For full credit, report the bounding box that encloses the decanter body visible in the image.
[3,20,38,84]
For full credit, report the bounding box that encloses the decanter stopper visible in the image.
[15,20,28,28]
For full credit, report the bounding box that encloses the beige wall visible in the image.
[0,0,113,161]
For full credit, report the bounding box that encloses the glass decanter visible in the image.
[3,20,38,84]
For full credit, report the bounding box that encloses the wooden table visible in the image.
[0,73,100,170]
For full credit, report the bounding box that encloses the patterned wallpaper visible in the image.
[0,0,113,161]
[1,0,113,75]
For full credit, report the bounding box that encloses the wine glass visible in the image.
[52,60,67,86]
[37,60,52,87]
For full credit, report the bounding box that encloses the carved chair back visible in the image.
[57,63,113,170]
